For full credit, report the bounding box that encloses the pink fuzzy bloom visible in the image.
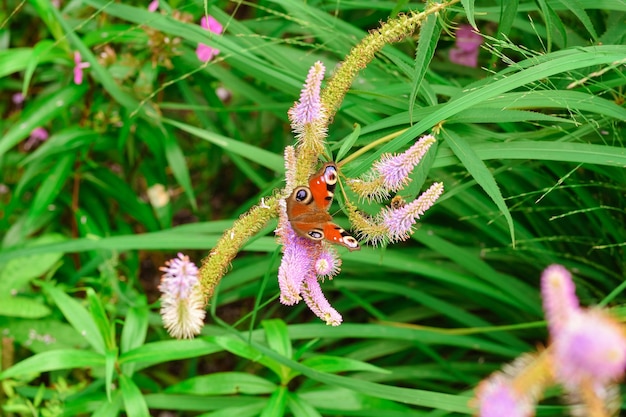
[475,373,534,417]
[374,134,436,193]
[158,253,205,339]
[300,274,342,326]
[288,61,325,127]
[314,246,341,278]
[381,182,444,242]
[541,264,580,336]
[196,16,223,62]
[449,25,482,67]
[73,52,90,85]
[552,309,626,388]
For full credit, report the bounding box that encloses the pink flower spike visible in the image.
[148,0,159,12]
[475,373,534,417]
[276,200,316,305]
[300,274,342,326]
[541,264,580,336]
[288,61,325,127]
[374,134,436,193]
[196,15,223,62]
[449,24,482,67]
[552,309,626,388]
[73,52,90,85]
[381,182,444,242]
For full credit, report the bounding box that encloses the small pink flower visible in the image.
[159,253,206,339]
[475,373,534,417]
[23,127,49,150]
[196,16,223,62]
[449,25,482,67]
[314,247,341,278]
[148,0,159,12]
[73,52,90,85]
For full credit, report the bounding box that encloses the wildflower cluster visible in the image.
[474,265,626,417]
[158,4,454,336]
[274,62,442,324]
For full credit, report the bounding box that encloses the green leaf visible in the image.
[166,372,277,395]
[461,0,476,29]
[210,335,284,380]
[86,288,115,350]
[120,374,150,417]
[120,299,149,354]
[0,297,51,318]
[301,355,390,375]
[0,234,64,294]
[259,386,288,417]
[409,12,440,115]
[286,393,323,417]
[119,338,222,370]
[163,118,284,173]
[0,349,104,379]
[441,129,514,243]
[335,124,361,163]
[43,283,106,354]
[161,127,197,210]
[25,153,75,231]
[262,319,292,359]
[0,85,87,157]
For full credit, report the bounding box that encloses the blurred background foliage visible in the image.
[0,0,625,415]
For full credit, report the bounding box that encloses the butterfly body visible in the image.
[286,163,360,251]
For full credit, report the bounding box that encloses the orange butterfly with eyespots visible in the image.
[286,163,360,251]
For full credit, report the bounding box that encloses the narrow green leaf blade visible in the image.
[0,349,104,379]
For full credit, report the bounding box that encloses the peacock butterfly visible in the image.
[286,163,360,251]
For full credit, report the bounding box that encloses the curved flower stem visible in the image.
[338,128,407,167]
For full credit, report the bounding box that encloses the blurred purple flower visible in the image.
[73,52,90,85]
[449,25,482,67]
[542,265,626,389]
[12,92,25,105]
[196,16,223,62]
[148,0,159,12]
[23,127,49,150]
[475,373,534,417]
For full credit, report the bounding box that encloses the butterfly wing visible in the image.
[322,222,360,251]
[308,163,338,211]
[286,163,360,251]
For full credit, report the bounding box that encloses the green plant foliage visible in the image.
[1,0,625,416]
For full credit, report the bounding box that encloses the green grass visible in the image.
[1,0,625,416]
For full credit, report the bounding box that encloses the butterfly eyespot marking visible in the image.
[342,236,359,249]
[308,229,324,240]
[294,186,313,204]
[323,165,338,185]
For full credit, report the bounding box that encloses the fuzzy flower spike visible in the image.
[275,148,344,326]
[159,253,206,339]
[349,134,436,202]
[541,265,626,415]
